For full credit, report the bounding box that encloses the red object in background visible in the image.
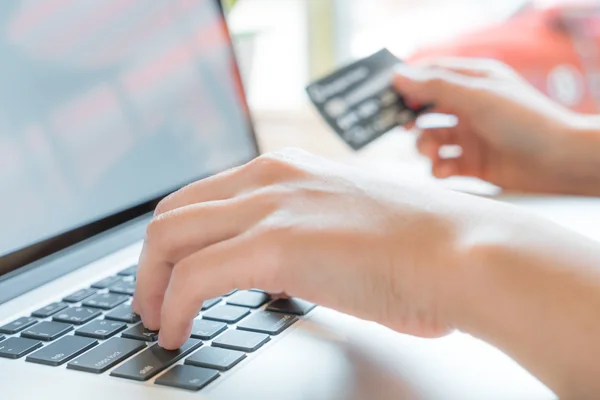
[408,1,600,114]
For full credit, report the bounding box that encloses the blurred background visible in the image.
[227,0,600,194]
[2,0,600,256]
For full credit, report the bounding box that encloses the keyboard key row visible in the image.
[110,339,203,381]
[185,346,245,371]
[105,304,140,323]
[53,307,102,325]
[155,365,219,391]
[67,337,147,374]
[267,298,316,316]
[237,311,297,335]
[190,320,227,340]
[26,335,98,366]
[108,281,136,296]
[117,265,138,277]
[201,297,222,311]
[0,316,37,334]
[91,276,123,289]
[122,324,159,342]
[212,330,269,353]
[0,337,43,359]
[0,280,316,393]
[21,321,73,341]
[75,320,127,340]
[83,293,129,310]
[202,305,249,324]
[63,288,97,303]
[226,291,270,309]
[31,302,68,318]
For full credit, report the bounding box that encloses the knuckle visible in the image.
[250,186,290,209]
[425,76,449,93]
[246,151,305,183]
[154,195,174,216]
[144,214,171,254]
[253,152,290,169]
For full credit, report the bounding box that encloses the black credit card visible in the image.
[306,48,427,150]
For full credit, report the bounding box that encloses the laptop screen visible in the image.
[0,0,258,274]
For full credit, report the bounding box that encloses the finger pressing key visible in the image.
[135,197,268,330]
[158,236,281,350]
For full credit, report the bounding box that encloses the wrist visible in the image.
[553,116,600,197]
[446,206,600,397]
[427,199,524,333]
[441,203,559,335]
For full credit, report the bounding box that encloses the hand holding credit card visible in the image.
[306,49,430,150]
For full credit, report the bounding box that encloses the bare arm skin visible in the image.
[133,60,600,399]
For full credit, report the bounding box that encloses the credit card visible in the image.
[306,48,428,150]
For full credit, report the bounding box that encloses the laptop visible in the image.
[0,1,564,399]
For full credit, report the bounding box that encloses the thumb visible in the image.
[393,64,475,113]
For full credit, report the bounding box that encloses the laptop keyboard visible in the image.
[0,265,316,392]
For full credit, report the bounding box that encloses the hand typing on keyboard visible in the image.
[134,147,469,350]
[134,59,600,399]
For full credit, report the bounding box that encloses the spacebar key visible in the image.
[110,339,203,381]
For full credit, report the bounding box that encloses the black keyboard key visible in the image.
[76,320,127,340]
[201,298,221,311]
[108,280,136,296]
[122,324,159,342]
[63,288,97,303]
[117,265,138,277]
[202,305,250,324]
[53,307,102,325]
[31,302,69,318]
[155,365,219,391]
[110,339,202,381]
[190,320,227,340]
[267,298,316,316]
[67,337,146,374]
[104,304,140,323]
[82,293,129,310]
[185,347,246,371]
[212,330,269,352]
[0,317,37,334]
[91,276,123,289]
[237,311,297,335]
[0,337,43,359]
[226,291,270,309]
[21,321,73,341]
[26,335,98,366]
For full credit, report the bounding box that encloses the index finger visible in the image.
[134,196,265,330]
[158,234,283,349]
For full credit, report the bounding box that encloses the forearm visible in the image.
[452,211,600,399]
[560,118,600,197]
